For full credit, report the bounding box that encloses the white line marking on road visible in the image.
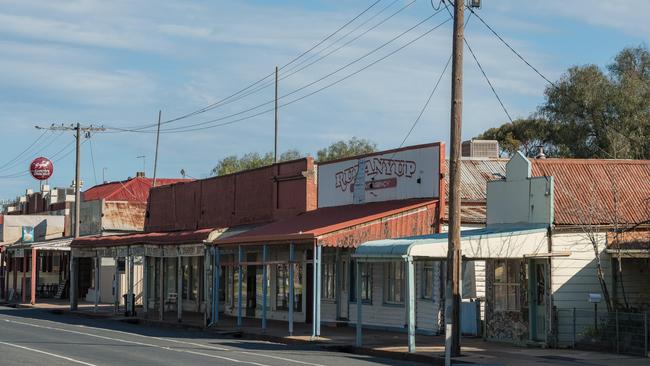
[239,351,327,366]
[1,314,328,366]
[0,340,98,366]
[1,318,270,366]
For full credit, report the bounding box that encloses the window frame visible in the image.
[350,262,372,304]
[421,261,434,300]
[493,259,521,312]
[384,261,405,305]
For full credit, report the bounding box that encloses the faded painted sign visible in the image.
[317,144,441,207]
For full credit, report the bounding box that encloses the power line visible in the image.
[0,130,64,173]
[104,0,384,133]
[108,10,449,135]
[0,130,48,171]
[464,36,513,123]
[89,136,98,186]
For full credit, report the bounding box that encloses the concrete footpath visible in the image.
[6,301,649,366]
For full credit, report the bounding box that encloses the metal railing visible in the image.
[556,308,649,357]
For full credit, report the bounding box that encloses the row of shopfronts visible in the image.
[3,143,650,353]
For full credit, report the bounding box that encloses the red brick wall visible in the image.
[145,158,317,232]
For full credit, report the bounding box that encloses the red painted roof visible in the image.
[83,176,191,202]
[214,198,435,245]
[531,159,650,226]
[71,228,214,247]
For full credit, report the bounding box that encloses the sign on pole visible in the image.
[29,157,54,180]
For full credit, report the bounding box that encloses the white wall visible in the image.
[552,232,613,346]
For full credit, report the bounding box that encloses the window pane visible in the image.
[494,260,506,283]
[507,260,519,284]
[494,284,506,311]
[507,284,519,311]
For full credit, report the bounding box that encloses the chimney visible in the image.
[535,146,547,159]
[136,171,145,178]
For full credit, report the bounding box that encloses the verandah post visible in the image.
[289,242,295,336]
[406,257,416,353]
[355,259,362,347]
[237,245,243,328]
[262,245,268,331]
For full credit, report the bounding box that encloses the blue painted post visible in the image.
[316,245,322,337]
[406,258,416,353]
[312,243,317,339]
[289,243,295,336]
[237,245,243,328]
[177,252,182,322]
[355,260,362,347]
[262,245,268,331]
[213,247,220,325]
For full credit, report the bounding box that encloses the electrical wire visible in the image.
[89,136,98,186]
[0,130,48,171]
[149,16,453,134]
[108,10,448,134]
[104,0,384,133]
[0,130,64,173]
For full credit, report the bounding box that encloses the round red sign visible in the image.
[30,157,54,180]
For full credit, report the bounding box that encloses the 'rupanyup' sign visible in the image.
[29,157,54,180]
[317,143,442,208]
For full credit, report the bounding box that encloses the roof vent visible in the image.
[136,171,145,178]
[535,146,547,159]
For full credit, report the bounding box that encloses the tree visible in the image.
[211,149,303,176]
[477,45,650,159]
[477,118,556,157]
[316,137,377,162]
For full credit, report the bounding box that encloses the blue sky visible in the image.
[0,0,647,200]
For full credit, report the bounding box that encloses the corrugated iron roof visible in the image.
[83,176,191,203]
[101,201,146,232]
[445,158,508,203]
[531,159,650,226]
[214,198,435,245]
[71,228,214,247]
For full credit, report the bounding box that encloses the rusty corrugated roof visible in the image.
[83,176,191,203]
[102,201,146,232]
[531,159,650,226]
[214,198,436,245]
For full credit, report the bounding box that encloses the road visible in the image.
[0,306,419,366]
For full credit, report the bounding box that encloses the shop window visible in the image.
[275,263,302,312]
[384,261,404,304]
[350,262,372,303]
[421,261,434,300]
[493,259,521,311]
[322,256,335,301]
[182,257,200,301]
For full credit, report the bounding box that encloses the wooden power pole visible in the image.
[274,66,279,163]
[36,123,105,310]
[152,110,162,187]
[446,0,464,360]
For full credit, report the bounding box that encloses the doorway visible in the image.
[529,259,548,342]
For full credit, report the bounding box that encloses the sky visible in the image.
[0,0,648,200]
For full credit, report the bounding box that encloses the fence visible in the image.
[556,308,649,357]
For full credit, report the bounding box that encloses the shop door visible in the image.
[530,260,548,342]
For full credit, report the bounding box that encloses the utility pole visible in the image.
[446,0,464,361]
[35,123,105,311]
[274,66,279,163]
[152,110,162,187]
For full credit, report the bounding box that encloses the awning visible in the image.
[5,237,74,252]
[354,225,550,261]
[212,199,438,247]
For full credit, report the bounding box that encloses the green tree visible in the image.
[211,149,303,176]
[316,137,377,162]
[478,45,650,159]
[477,118,555,157]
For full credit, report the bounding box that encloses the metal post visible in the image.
[94,256,100,312]
[114,256,119,313]
[262,245,268,331]
[289,243,295,336]
[128,254,135,316]
[177,252,182,322]
[355,260,362,347]
[572,308,576,348]
[203,249,209,327]
[142,256,148,318]
[316,244,322,337]
[30,248,37,305]
[70,256,78,310]
[22,255,26,303]
[594,303,598,332]
[406,258,416,353]
[335,247,341,321]
[447,0,465,358]
[312,243,317,339]
[159,256,164,320]
[213,247,220,325]
[237,245,243,328]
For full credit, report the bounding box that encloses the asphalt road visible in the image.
[0,306,421,366]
